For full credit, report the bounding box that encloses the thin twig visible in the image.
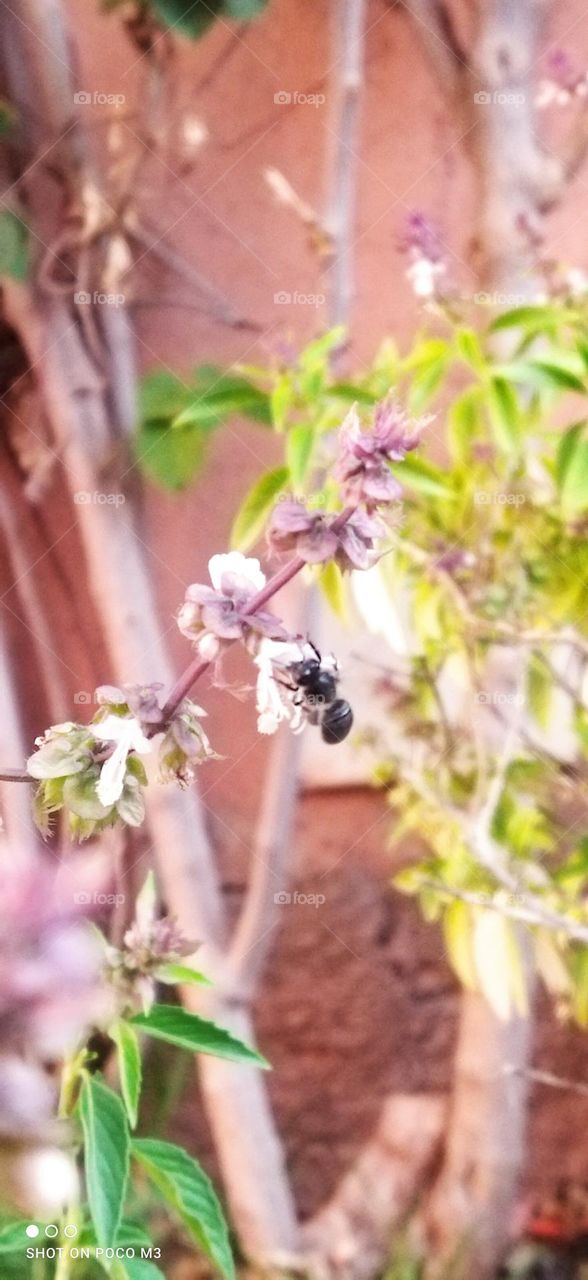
[503,1065,588,1097]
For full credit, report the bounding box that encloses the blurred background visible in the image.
[5,1,588,1277]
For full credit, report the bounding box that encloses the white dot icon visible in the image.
[25,1226,39,1239]
[45,1225,59,1238]
[64,1225,77,1239]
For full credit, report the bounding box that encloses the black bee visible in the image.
[286,643,354,744]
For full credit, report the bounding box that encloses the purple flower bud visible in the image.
[398,209,444,263]
[179,553,288,644]
[335,400,428,507]
[335,508,387,571]
[267,500,339,563]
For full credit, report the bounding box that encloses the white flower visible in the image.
[18,1148,80,1215]
[93,715,152,807]
[254,639,306,735]
[406,255,446,299]
[208,552,265,593]
[196,632,222,662]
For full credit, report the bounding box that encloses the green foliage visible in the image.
[136,366,270,491]
[0,210,28,280]
[113,1259,166,1280]
[111,1021,143,1129]
[150,0,268,38]
[79,1074,130,1252]
[131,1003,270,1066]
[230,465,289,550]
[135,302,588,1022]
[133,1139,235,1280]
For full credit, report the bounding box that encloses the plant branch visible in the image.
[322,0,367,332]
[401,0,469,102]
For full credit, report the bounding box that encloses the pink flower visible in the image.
[335,400,427,507]
[398,210,444,263]
[336,508,386,570]
[178,552,288,645]
[267,501,339,563]
[268,501,386,571]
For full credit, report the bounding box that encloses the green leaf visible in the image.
[0,210,29,280]
[403,337,449,371]
[407,357,447,412]
[299,327,345,367]
[318,560,347,620]
[490,304,566,334]
[0,101,15,136]
[139,371,192,422]
[172,371,270,428]
[79,1075,130,1252]
[230,466,289,551]
[78,1219,152,1249]
[330,382,377,405]
[110,1021,142,1129]
[447,388,481,467]
[63,771,110,820]
[455,328,486,371]
[112,1260,166,1280]
[527,357,585,393]
[223,0,269,20]
[526,653,552,729]
[442,900,476,989]
[152,0,221,38]
[0,1222,38,1253]
[131,1004,269,1067]
[136,422,207,491]
[286,424,315,488]
[155,962,213,987]
[556,421,588,514]
[270,375,293,431]
[390,455,454,499]
[133,1139,235,1280]
[486,377,521,452]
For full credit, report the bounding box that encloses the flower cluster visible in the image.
[24,395,421,824]
[27,715,150,839]
[536,49,588,108]
[178,552,288,657]
[27,684,215,836]
[267,501,386,570]
[335,398,425,507]
[104,875,196,1014]
[398,209,448,301]
[175,398,424,742]
[0,863,107,1213]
